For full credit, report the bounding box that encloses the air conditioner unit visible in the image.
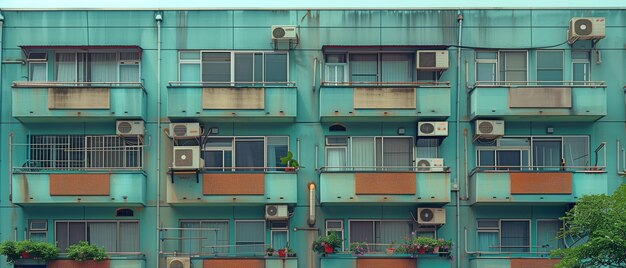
[265,205,289,220]
[475,120,505,138]
[169,123,201,139]
[416,50,449,70]
[167,257,190,268]
[568,17,606,44]
[116,120,145,136]
[172,146,201,170]
[418,122,448,137]
[417,208,446,225]
[271,25,298,40]
[415,158,444,172]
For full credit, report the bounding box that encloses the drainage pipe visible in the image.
[155,12,163,268]
[455,10,464,268]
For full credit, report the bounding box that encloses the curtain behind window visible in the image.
[349,221,374,244]
[381,54,412,82]
[379,138,413,168]
[90,53,117,82]
[501,221,529,253]
[235,139,264,170]
[272,231,288,250]
[88,222,117,252]
[377,221,412,252]
[235,221,264,254]
[55,53,76,82]
[203,221,229,254]
[326,147,346,171]
[30,63,47,81]
[180,222,201,254]
[119,222,140,252]
[350,54,377,82]
[352,137,375,170]
[477,232,499,252]
[537,221,564,251]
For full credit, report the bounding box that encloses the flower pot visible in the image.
[323,244,334,254]
[20,251,31,259]
[417,248,427,254]
[386,248,395,255]
[277,249,286,257]
[284,167,295,172]
[432,246,440,253]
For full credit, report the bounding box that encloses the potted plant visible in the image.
[312,234,342,255]
[403,237,436,256]
[386,240,396,255]
[277,248,287,258]
[437,239,452,256]
[66,241,107,262]
[0,240,59,264]
[280,151,300,172]
[266,247,275,256]
[349,242,367,256]
[287,248,296,257]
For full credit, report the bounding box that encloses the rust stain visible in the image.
[357,258,415,268]
[355,173,415,195]
[49,174,110,196]
[203,259,265,268]
[510,258,560,268]
[510,173,572,194]
[203,174,265,195]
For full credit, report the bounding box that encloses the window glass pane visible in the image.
[350,54,378,82]
[476,51,497,60]
[499,138,530,147]
[68,222,86,249]
[326,147,347,171]
[563,137,589,168]
[326,54,346,63]
[501,221,529,253]
[477,220,499,229]
[272,230,288,250]
[88,222,117,252]
[478,150,495,169]
[477,232,499,252]
[352,137,375,170]
[235,221,264,254]
[416,138,438,158]
[55,53,76,82]
[533,140,562,170]
[326,220,343,229]
[572,51,590,60]
[180,51,200,60]
[206,138,234,148]
[416,71,437,82]
[119,64,140,82]
[180,221,201,254]
[89,53,117,82]
[180,63,200,82]
[30,232,47,242]
[119,222,140,252]
[202,52,231,83]
[235,53,254,84]
[235,139,264,170]
[414,229,435,239]
[254,53,263,84]
[204,221,229,255]
[381,54,412,82]
[267,137,289,170]
[573,63,589,82]
[265,53,288,82]
[537,70,563,83]
[349,221,374,244]
[537,221,564,251]
[30,63,47,81]
[497,150,521,170]
[56,222,69,252]
[476,63,496,82]
[499,52,527,82]
[537,51,563,69]
[381,138,413,168]
[377,221,413,252]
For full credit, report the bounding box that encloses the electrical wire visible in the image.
[448,40,569,50]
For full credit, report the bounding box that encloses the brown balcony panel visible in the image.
[203,259,265,268]
[354,88,416,109]
[48,88,110,109]
[355,173,416,195]
[509,87,572,108]
[357,258,415,268]
[510,258,560,268]
[202,88,264,109]
[510,172,572,194]
[49,260,110,268]
[49,174,110,196]
[203,174,265,195]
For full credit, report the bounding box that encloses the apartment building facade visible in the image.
[0,8,624,268]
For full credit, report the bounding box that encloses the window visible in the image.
[325,54,347,84]
[27,52,48,82]
[53,51,141,83]
[536,50,564,85]
[26,135,143,170]
[537,220,564,251]
[270,221,289,250]
[475,51,497,83]
[202,136,288,171]
[326,220,344,251]
[572,51,591,83]
[416,138,439,158]
[499,51,527,82]
[180,220,229,255]
[178,51,288,84]
[476,136,589,171]
[349,220,415,252]
[29,220,48,242]
[235,220,265,254]
[476,219,530,253]
[55,221,139,253]
[325,136,414,171]
[347,53,414,83]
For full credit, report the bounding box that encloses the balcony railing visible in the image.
[321,81,450,87]
[168,81,296,87]
[12,81,145,89]
[319,166,450,173]
[471,80,605,89]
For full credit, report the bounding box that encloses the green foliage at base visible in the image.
[0,240,59,263]
[66,241,107,262]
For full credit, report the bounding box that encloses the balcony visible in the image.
[320,167,450,205]
[195,258,296,268]
[470,258,560,268]
[470,170,608,205]
[167,169,298,205]
[319,83,451,122]
[469,81,607,121]
[12,82,146,123]
[321,255,451,268]
[167,82,297,122]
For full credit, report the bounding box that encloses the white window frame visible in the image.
[325,220,345,251]
[53,50,141,83]
[54,220,140,253]
[476,219,531,253]
[29,220,48,241]
[270,222,289,250]
[535,50,564,83]
[179,219,230,255]
[347,219,416,251]
[202,136,289,170]
[325,63,348,85]
[234,220,266,254]
[28,62,48,82]
[498,50,528,83]
[474,50,498,83]
[572,50,591,83]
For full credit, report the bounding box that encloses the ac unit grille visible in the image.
[173,125,188,137]
[170,260,184,268]
[266,205,278,216]
[478,121,494,134]
[419,52,436,67]
[420,208,435,222]
[174,149,193,167]
[574,19,593,35]
[117,122,132,134]
[419,123,435,134]
[273,27,286,38]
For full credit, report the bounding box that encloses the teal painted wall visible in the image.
[0,9,624,268]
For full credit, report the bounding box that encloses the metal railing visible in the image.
[168,81,296,87]
[12,135,144,172]
[201,166,299,173]
[319,166,450,173]
[12,81,144,88]
[159,227,269,257]
[472,80,606,88]
[321,81,450,87]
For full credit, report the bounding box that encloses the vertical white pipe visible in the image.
[456,10,464,268]
[155,12,163,268]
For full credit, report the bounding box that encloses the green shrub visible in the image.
[0,240,59,263]
[312,234,342,254]
[66,241,107,262]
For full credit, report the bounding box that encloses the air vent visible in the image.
[172,146,201,170]
[173,125,188,137]
[478,121,493,134]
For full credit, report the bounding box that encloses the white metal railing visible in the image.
[319,166,450,172]
[201,166,299,173]
[12,81,144,88]
[159,227,269,257]
[321,81,450,87]
[472,80,606,88]
[13,135,144,172]
[168,81,296,87]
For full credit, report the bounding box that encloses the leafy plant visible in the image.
[66,241,107,262]
[312,234,342,254]
[0,240,59,263]
[266,247,275,253]
[437,239,452,251]
[349,242,368,255]
[400,236,438,255]
[279,151,300,168]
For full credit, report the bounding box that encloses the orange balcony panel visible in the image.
[355,173,416,195]
[510,258,560,268]
[48,260,110,268]
[357,258,415,268]
[203,174,265,195]
[203,259,265,268]
[510,172,572,194]
[49,174,110,196]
